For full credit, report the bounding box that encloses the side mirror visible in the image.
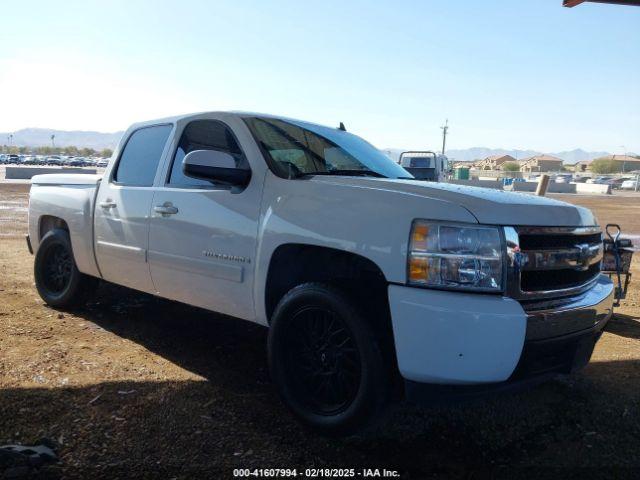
[183,150,251,187]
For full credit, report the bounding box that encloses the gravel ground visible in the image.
[1,183,639,479]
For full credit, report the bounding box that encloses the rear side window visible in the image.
[168,120,247,187]
[113,125,172,186]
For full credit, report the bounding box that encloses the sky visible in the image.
[1,0,638,153]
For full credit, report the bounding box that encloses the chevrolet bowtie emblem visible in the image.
[576,243,592,271]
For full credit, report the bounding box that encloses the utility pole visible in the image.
[440,119,449,155]
[51,134,55,148]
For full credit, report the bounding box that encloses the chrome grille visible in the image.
[505,226,603,299]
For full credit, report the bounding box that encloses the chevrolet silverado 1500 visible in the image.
[27,112,614,434]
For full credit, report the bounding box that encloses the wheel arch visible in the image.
[34,213,100,278]
[38,215,70,241]
[265,244,389,321]
[264,243,403,402]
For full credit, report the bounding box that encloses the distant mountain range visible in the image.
[1,128,625,163]
[1,128,124,150]
[383,147,616,164]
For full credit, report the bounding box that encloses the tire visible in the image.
[34,228,98,308]
[268,283,392,436]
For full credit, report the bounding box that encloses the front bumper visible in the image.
[388,275,614,395]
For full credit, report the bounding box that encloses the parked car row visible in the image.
[524,173,639,189]
[621,178,639,190]
[528,173,579,184]
[0,154,109,168]
[586,175,638,189]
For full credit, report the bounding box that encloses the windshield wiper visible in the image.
[295,169,385,178]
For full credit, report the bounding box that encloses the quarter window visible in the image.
[168,120,247,187]
[113,125,172,186]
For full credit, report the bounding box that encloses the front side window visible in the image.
[243,116,411,179]
[168,119,247,187]
[113,124,172,186]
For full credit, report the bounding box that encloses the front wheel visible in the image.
[34,228,98,308]
[268,283,391,436]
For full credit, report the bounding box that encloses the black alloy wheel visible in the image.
[41,243,73,295]
[268,283,391,436]
[34,228,98,307]
[284,306,362,415]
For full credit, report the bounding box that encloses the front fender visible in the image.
[252,174,478,324]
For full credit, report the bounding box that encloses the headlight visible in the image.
[408,221,503,291]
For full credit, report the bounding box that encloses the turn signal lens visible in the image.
[410,223,429,252]
[409,256,428,283]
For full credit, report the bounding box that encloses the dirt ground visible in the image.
[1,183,639,479]
[551,192,640,239]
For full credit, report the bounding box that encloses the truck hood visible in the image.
[310,177,597,227]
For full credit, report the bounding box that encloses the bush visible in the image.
[590,159,623,174]
[502,162,521,172]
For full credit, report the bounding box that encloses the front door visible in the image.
[147,119,261,320]
[94,124,173,293]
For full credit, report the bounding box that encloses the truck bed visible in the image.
[28,173,102,278]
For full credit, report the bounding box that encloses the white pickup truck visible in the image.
[27,112,614,435]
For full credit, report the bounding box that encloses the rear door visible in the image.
[94,124,172,293]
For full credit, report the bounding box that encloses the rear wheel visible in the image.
[34,228,98,307]
[268,283,391,435]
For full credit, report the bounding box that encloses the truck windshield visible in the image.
[244,116,412,179]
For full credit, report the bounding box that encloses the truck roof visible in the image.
[128,111,338,132]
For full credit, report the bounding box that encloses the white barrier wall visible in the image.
[575,183,611,195]
[511,182,576,193]
[445,179,612,195]
[6,166,97,180]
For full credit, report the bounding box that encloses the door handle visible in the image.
[99,200,116,209]
[154,203,178,216]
